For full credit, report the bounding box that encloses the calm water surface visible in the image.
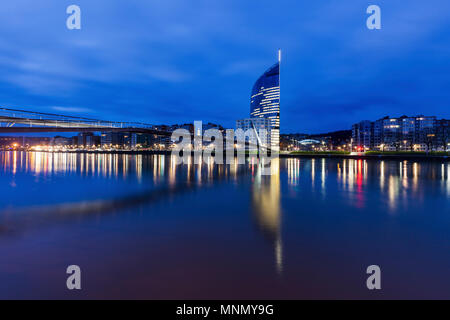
[0,151,449,299]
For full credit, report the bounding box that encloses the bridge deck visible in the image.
[0,126,171,135]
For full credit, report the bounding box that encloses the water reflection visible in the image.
[252,159,282,273]
[0,152,449,280]
[285,158,449,212]
[1,151,150,180]
[0,152,286,274]
[287,158,300,186]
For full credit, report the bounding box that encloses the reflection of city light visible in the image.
[442,163,450,197]
[287,158,300,186]
[169,155,177,186]
[402,161,408,189]
[447,164,450,197]
[252,158,283,274]
[159,155,165,177]
[12,151,17,175]
[136,155,143,182]
[388,175,399,211]
[348,160,354,191]
[321,158,326,194]
[275,238,283,274]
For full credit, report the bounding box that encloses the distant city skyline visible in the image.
[0,1,449,133]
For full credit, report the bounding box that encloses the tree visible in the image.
[424,134,436,153]
[439,123,449,151]
[405,139,414,152]
[392,141,401,152]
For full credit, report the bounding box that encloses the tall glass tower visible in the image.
[250,50,281,151]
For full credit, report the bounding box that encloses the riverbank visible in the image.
[2,149,448,161]
[0,149,172,155]
[281,151,449,161]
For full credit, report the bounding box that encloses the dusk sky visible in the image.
[0,0,449,133]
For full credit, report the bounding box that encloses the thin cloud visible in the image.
[0,0,448,131]
[51,106,94,114]
[146,67,191,83]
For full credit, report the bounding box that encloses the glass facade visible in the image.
[236,118,272,149]
[250,62,280,151]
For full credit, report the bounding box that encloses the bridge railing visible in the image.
[0,107,155,130]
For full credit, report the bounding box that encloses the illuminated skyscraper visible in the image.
[250,50,281,151]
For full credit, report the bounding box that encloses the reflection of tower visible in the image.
[251,159,282,273]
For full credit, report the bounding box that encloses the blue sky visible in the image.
[0,0,449,133]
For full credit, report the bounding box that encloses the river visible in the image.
[0,151,449,299]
